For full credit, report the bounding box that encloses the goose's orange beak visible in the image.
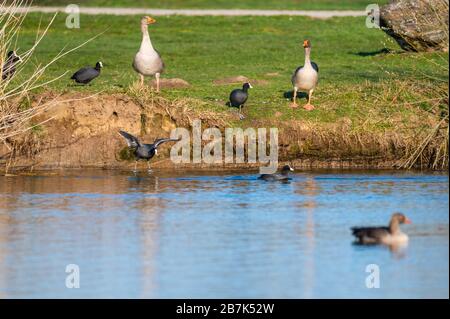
[404,217,412,224]
[147,17,156,24]
[303,40,310,48]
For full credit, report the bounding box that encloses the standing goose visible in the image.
[119,130,179,172]
[351,213,412,245]
[2,50,22,80]
[291,40,319,110]
[229,82,252,120]
[133,16,165,92]
[71,61,103,84]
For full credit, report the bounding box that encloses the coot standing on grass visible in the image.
[119,130,180,172]
[351,212,412,245]
[71,61,103,84]
[229,82,252,120]
[2,50,22,80]
[258,165,294,181]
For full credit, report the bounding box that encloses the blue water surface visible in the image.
[0,170,448,298]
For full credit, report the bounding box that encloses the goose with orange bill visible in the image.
[291,40,319,110]
[351,212,412,246]
[133,16,165,92]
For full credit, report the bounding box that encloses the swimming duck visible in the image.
[71,61,103,84]
[258,165,294,181]
[119,130,179,172]
[229,82,252,120]
[351,212,411,245]
[2,50,22,80]
[291,40,319,110]
[133,16,165,92]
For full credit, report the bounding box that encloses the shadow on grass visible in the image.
[225,100,248,108]
[352,48,392,57]
[67,83,92,87]
[283,91,308,100]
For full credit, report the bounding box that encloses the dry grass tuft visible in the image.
[127,81,232,129]
[394,2,449,170]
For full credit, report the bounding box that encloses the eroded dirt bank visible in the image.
[0,92,433,172]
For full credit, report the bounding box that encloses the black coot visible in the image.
[119,130,180,172]
[229,82,252,119]
[71,61,103,84]
[258,165,294,181]
[2,50,22,80]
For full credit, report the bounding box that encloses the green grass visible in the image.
[33,0,387,10]
[11,13,449,129]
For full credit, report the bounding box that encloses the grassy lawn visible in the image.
[33,0,387,10]
[11,13,449,130]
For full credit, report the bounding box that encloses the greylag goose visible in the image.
[351,213,411,245]
[2,50,22,80]
[71,62,103,84]
[291,40,319,110]
[119,130,179,172]
[133,16,165,92]
[258,165,294,181]
[229,82,252,120]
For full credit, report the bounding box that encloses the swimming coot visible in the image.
[258,165,294,181]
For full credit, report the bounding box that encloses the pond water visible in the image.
[0,170,448,298]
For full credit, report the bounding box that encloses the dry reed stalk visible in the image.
[1,1,105,173]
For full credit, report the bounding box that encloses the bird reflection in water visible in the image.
[295,175,319,298]
[128,174,160,194]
